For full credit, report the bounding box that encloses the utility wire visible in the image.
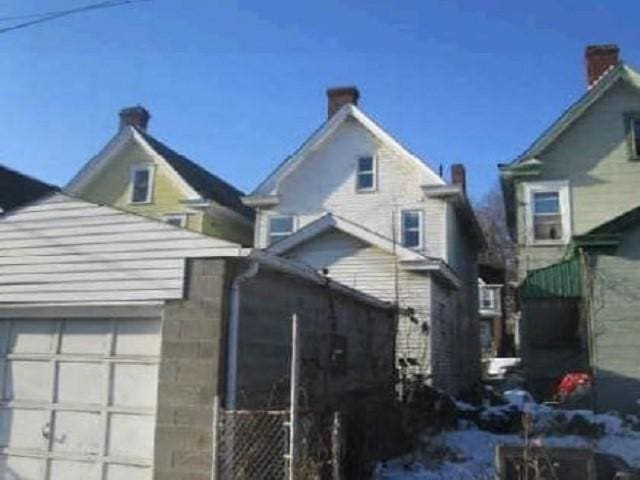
[0,0,150,34]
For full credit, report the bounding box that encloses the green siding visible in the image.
[515,79,640,280]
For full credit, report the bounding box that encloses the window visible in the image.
[163,214,187,228]
[268,215,294,245]
[401,210,423,249]
[524,181,571,244]
[130,165,153,203]
[356,156,376,191]
[480,287,496,310]
[533,191,562,240]
[631,117,640,158]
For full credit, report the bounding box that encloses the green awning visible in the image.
[520,257,582,299]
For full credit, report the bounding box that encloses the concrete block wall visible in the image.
[153,259,229,480]
[235,262,396,410]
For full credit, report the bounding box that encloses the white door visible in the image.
[0,318,161,480]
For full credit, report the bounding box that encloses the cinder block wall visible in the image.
[153,258,230,480]
[235,264,395,410]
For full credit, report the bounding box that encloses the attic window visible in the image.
[356,156,376,192]
[130,165,154,204]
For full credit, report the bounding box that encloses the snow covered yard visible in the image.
[375,392,640,479]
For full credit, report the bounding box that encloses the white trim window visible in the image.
[268,215,295,245]
[356,156,376,192]
[130,165,154,204]
[401,210,423,249]
[524,181,571,244]
[163,213,187,228]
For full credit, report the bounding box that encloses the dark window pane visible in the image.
[403,230,420,248]
[269,216,293,234]
[132,169,150,202]
[358,156,373,172]
[403,211,420,229]
[357,173,374,190]
[533,192,559,214]
[634,119,640,155]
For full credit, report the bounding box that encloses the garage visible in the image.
[0,317,161,480]
[0,193,244,480]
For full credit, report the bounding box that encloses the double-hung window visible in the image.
[356,156,376,192]
[130,165,153,204]
[268,215,294,245]
[525,181,571,244]
[401,210,423,249]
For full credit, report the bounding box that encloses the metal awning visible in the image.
[520,257,582,299]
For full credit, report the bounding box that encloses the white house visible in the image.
[243,87,484,393]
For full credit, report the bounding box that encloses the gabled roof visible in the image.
[504,63,640,168]
[66,127,253,219]
[267,213,461,288]
[135,129,254,219]
[0,164,57,213]
[247,104,444,198]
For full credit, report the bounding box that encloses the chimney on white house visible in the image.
[326,86,360,118]
[585,44,619,88]
[451,163,466,195]
[119,106,151,131]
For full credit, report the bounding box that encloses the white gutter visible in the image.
[224,260,260,410]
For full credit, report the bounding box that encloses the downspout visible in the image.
[225,260,260,410]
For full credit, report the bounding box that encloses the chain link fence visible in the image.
[216,409,289,480]
[215,409,335,480]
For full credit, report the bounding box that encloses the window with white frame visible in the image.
[130,165,153,204]
[163,213,187,228]
[525,181,571,244]
[401,210,423,249]
[268,215,294,245]
[356,156,376,191]
[480,286,497,310]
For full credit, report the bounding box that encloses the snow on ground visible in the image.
[376,391,640,479]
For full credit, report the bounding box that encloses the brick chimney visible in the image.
[326,86,359,118]
[451,163,466,195]
[585,44,619,88]
[119,106,150,131]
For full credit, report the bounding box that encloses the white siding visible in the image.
[257,120,447,256]
[0,194,242,303]
[285,230,432,375]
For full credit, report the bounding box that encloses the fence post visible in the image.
[211,394,219,480]
[288,313,301,480]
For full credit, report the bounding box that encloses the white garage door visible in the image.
[0,318,161,480]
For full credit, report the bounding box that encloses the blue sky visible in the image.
[2,0,639,201]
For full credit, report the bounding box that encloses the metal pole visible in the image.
[211,394,219,480]
[288,313,300,480]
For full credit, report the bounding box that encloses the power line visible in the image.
[0,0,150,35]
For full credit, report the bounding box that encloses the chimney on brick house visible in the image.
[119,105,151,131]
[326,86,360,118]
[451,163,466,195]
[585,44,619,88]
